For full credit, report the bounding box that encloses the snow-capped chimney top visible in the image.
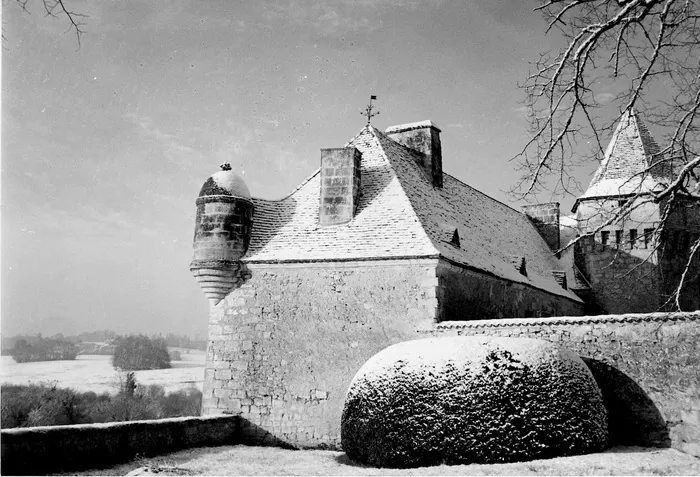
[386,120,443,188]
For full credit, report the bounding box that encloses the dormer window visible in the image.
[450,229,460,248]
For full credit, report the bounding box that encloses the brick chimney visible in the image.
[319,147,362,226]
[386,120,443,188]
[522,202,561,252]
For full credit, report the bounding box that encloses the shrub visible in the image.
[0,383,98,428]
[1,378,202,428]
[169,349,182,361]
[341,336,608,468]
[10,338,79,363]
[112,335,171,371]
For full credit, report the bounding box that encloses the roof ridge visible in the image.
[366,128,441,256]
[631,111,661,160]
[343,124,374,147]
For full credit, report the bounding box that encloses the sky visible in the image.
[1,0,607,337]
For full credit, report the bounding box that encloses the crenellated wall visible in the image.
[421,312,700,457]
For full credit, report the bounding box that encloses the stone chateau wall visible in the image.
[422,311,700,457]
[202,259,440,448]
[203,258,585,448]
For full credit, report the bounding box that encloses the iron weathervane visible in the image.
[361,95,379,125]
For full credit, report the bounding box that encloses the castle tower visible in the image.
[190,163,254,305]
[573,109,700,312]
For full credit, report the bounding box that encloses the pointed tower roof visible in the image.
[575,109,670,208]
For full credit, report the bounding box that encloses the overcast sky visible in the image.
[2,0,606,337]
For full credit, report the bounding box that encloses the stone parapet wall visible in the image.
[203,259,440,449]
[0,415,240,475]
[421,311,700,456]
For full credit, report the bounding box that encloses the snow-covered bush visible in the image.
[341,336,608,468]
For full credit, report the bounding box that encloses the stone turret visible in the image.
[190,163,254,305]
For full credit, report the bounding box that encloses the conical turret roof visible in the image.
[576,109,670,206]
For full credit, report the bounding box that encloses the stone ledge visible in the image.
[430,311,700,330]
[1,415,241,476]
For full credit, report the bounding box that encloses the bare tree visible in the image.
[514,0,700,310]
[6,0,86,47]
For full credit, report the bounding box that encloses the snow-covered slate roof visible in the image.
[243,125,580,302]
[576,109,670,208]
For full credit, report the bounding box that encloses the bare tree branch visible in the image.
[5,0,87,48]
[516,0,700,310]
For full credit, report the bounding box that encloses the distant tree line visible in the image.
[10,337,79,363]
[2,330,207,358]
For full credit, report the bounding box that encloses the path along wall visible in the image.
[0,415,240,475]
[421,311,700,457]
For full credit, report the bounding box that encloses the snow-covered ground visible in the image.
[0,351,206,394]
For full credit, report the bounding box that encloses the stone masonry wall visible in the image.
[1,415,240,475]
[577,235,665,313]
[202,259,440,449]
[437,260,583,321]
[422,312,700,456]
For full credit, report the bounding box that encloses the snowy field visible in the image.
[0,350,206,394]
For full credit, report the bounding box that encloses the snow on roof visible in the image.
[579,176,668,200]
[243,127,438,262]
[199,170,251,199]
[587,109,664,187]
[243,125,580,302]
[385,120,441,133]
[575,110,671,208]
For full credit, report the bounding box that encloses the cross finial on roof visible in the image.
[361,95,379,125]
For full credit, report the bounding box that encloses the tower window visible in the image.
[629,229,637,249]
[601,231,610,246]
[644,228,654,249]
[615,230,623,247]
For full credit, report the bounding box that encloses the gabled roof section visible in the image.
[242,126,438,263]
[371,128,580,301]
[243,125,580,302]
[577,109,670,205]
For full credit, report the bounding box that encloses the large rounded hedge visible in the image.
[341,336,608,468]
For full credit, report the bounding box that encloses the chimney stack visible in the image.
[319,147,362,226]
[386,120,443,188]
[522,202,561,252]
